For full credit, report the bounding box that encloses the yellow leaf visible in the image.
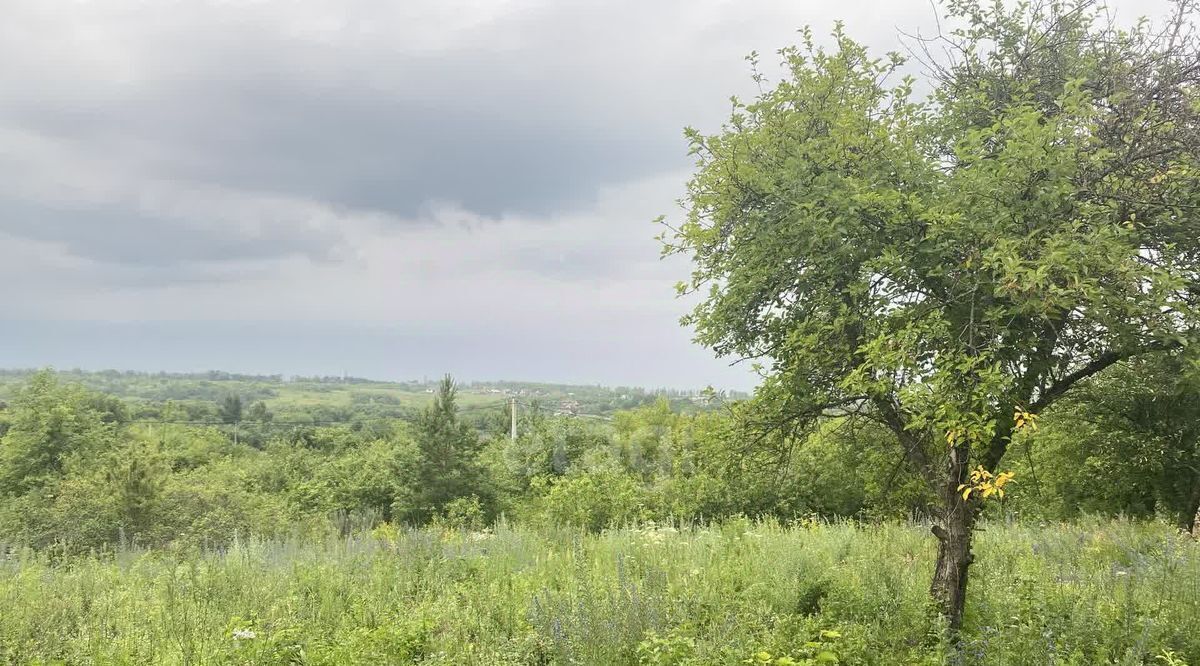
[961,487,973,501]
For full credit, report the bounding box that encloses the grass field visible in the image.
[1,518,1196,665]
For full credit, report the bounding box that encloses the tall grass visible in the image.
[0,518,1195,665]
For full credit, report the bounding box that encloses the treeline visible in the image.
[0,369,731,423]
[0,363,1194,553]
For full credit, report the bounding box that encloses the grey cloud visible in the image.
[6,84,673,220]
[0,0,963,276]
[2,199,342,268]
[1,2,702,224]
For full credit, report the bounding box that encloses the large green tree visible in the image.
[666,0,1200,630]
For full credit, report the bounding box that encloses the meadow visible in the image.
[1,518,1196,665]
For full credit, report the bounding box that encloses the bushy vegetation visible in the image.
[0,367,1194,550]
[0,371,936,555]
[0,368,1197,663]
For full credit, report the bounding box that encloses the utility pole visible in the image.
[510,396,517,441]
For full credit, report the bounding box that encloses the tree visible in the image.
[103,443,167,535]
[666,0,1200,631]
[411,375,486,522]
[0,370,116,496]
[218,394,243,425]
[247,400,273,423]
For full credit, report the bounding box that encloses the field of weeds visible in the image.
[0,518,1196,665]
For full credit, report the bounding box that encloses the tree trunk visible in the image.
[930,441,978,633]
[930,501,976,632]
[1178,470,1200,535]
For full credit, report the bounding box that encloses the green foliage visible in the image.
[246,400,273,423]
[0,368,733,427]
[410,375,488,522]
[0,370,116,495]
[0,369,1196,662]
[1011,352,1200,531]
[531,470,652,530]
[437,494,486,530]
[667,0,1200,479]
[218,394,243,424]
[503,411,609,485]
[637,628,697,665]
[101,440,168,533]
[260,429,421,522]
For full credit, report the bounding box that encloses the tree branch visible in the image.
[1030,342,1180,413]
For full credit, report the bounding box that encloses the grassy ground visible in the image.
[0,519,1196,665]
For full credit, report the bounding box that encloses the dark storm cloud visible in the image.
[155,91,672,218]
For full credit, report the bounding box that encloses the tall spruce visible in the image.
[412,375,484,521]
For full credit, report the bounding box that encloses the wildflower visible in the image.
[232,628,257,641]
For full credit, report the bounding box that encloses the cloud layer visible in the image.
[0,0,1170,388]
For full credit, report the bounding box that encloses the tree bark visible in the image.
[930,502,976,632]
[930,445,977,633]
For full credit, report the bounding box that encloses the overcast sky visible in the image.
[0,0,1169,389]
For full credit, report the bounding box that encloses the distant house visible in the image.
[555,399,581,416]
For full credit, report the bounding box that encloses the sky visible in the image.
[0,0,1170,390]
